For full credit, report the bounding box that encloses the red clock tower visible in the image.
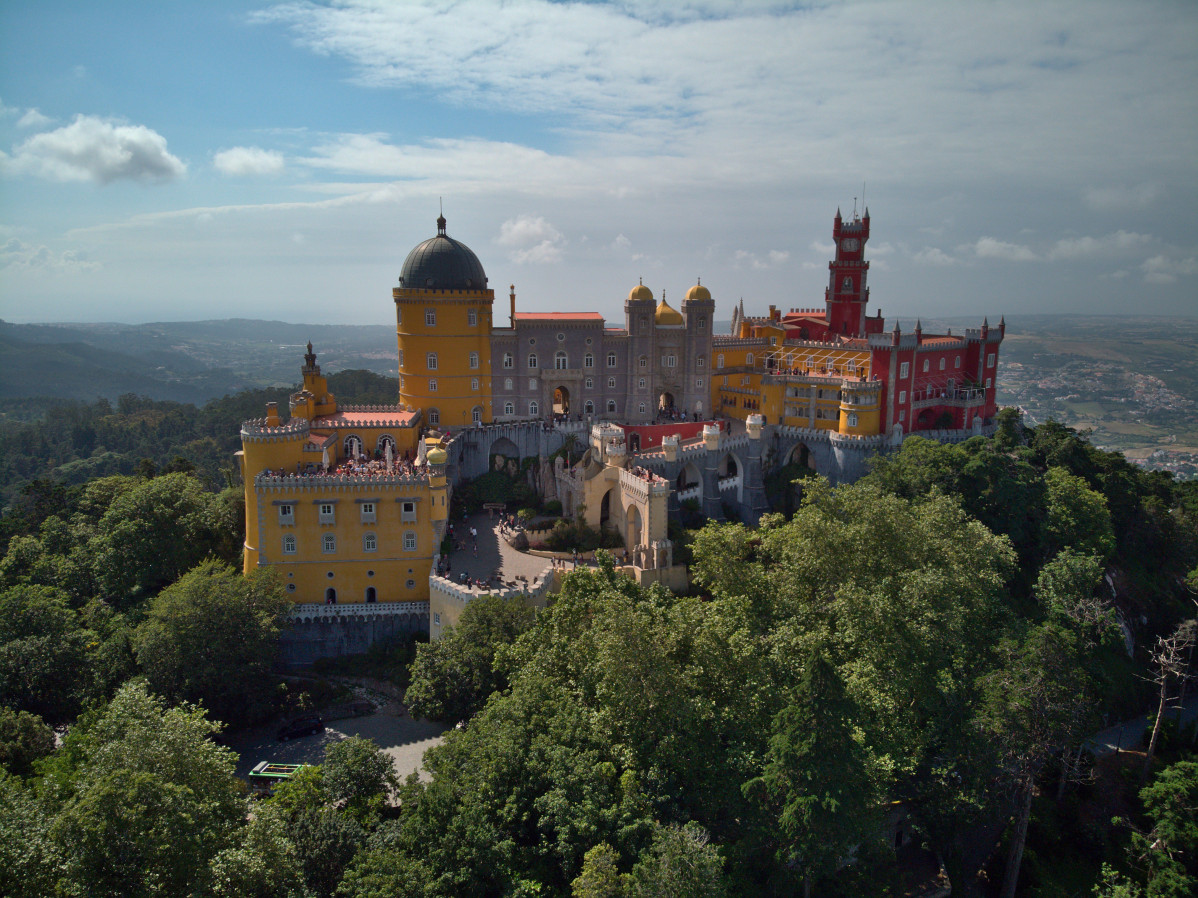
[825,207,871,337]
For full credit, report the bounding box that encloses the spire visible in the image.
[436,212,447,236]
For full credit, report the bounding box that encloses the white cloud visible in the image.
[970,237,1038,262]
[809,241,834,256]
[913,247,957,267]
[214,146,285,176]
[16,108,52,129]
[611,234,631,251]
[1082,183,1160,211]
[0,237,99,272]
[1047,230,1152,260]
[734,249,788,270]
[1141,255,1197,284]
[496,215,565,264]
[4,114,185,184]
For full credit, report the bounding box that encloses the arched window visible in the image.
[584,400,594,413]
[923,359,930,373]
[428,378,437,392]
[428,408,440,425]
[555,351,568,369]
[638,355,648,369]
[607,399,617,413]
[505,377,513,390]
[503,352,513,369]
[363,533,377,552]
[697,355,706,368]
[472,406,482,424]
[585,377,593,389]
[939,358,946,370]
[842,276,852,292]
[638,378,646,389]
[955,356,961,368]
[504,402,514,415]
[322,534,336,554]
[528,353,538,369]
[469,352,479,369]
[468,308,477,326]
[471,378,479,391]
[365,587,377,603]
[607,377,616,389]
[638,402,646,414]
[427,352,438,370]
[607,352,617,367]
[376,434,396,456]
[325,588,337,604]
[282,535,296,555]
[529,400,539,416]
[584,353,594,368]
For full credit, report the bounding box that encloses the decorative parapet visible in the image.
[253,471,432,490]
[241,419,311,443]
[430,571,556,605]
[703,424,721,451]
[287,600,428,623]
[620,466,670,500]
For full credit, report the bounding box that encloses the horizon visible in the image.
[2,1,1196,327]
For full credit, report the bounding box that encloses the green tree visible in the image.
[627,822,727,898]
[0,774,63,898]
[209,804,306,898]
[133,560,289,725]
[0,584,94,723]
[572,843,626,898]
[1135,759,1198,897]
[0,707,55,778]
[1044,465,1116,561]
[405,593,536,723]
[323,736,399,824]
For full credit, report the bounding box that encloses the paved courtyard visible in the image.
[438,512,560,590]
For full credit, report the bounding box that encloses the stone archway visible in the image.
[554,386,570,415]
[718,453,739,478]
[658,391,675,414]
[676,462,701,491]
[787,442,815,471]
[625,503,643,549]
[600,487,615,528]
[344,435,363,459]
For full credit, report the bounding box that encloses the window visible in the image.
[396,309,402,326]
[363,533,377,552]
[955,356,961,369]
[399,350,404,367]
[584,353,594,368]
[848,412,858,427]
[434,612,441,625]
[504,401,514,415]
[403,531,417,551]
[469,352,479,369]
[468,308,478,326]
[985,377,992,388]
[585,377,593,389]
[505,377,513,390]
[323,534,336,554]
[425,309,436,326]
[278,504,294,525]
[529,401,539,416]
[503,352,513,369]
[770,337,777,346]
[528,353,538,369]
[847,360,856,374]
[899,410,906,422]
[607,400,617,413]
[428,408,440,425]
[319,503,335,524]
[427,352,438,370]
[697,355,706,368]
[939,358,946,371]
[607,352,617,367]
[696,378,704,388]
[607,377,616,389]
[639,355,648,369]
[472,378,479,391]
[639,402,646,414]
[899,391,907,404]
[401,501,416,522]
[987,353,996,369]
[900,361,909,379]
[717,354,724,369]
[664,354,677,367]
[428,378,437,392]
[365,587,376,603]
[638,378,646,389]
[555,351,568,369]
[584,400,594,413]
[406,579,416,589]
[922,359,930,373]
[529,378,538,390]
[556,332,565,342]
[698,317,706,331]
[360,502,376,523]
[746,353,754,365]
[283,535,296,555]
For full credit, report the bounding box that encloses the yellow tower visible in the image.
[394,215,494,431]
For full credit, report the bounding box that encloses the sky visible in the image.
[1,0,1196,329]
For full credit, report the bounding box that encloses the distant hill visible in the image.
[0,319,397,407]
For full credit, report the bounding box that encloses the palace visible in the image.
[238,208,1003,659]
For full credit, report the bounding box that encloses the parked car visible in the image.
[277,715,324,741]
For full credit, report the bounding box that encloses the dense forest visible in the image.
[0,395,1195,896]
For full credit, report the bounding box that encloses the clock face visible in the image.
[841,238,860,252]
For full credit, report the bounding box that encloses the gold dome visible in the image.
[426,446,448,465]
[685,282,711,301]
[655,297,684,326]
[628,282,653,301]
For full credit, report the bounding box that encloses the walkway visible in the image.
[1086,694,1198,756]
[439,512,553,590]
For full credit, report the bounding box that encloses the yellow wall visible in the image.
[395,288,495,429]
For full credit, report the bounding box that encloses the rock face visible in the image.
[512,531,529,551]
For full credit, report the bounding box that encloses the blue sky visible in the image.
[1,0,1196,327]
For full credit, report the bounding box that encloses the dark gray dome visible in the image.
[398,215,488,291]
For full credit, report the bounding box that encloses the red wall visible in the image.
[618,420,714,451]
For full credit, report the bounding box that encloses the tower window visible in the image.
[697,355,706,368]
[987,353,996,369]
[607,400,617,413]
[638,355,648,369]
[555,351,568,369]
[900,361,909,379]
[322,534,336,554]
[607,377,616,389]
[529,401,539,416]
[899,391,907,404]
[503,352,513,369]
[472,406,482,424]
[399,350,404,367]
[696,378,704,388]
[427,352,438,370]
[848,412,858,427]
[363,533,377,552]
[638,378,646,389]
[429,378,437,392]
[403,531,417,551]
[922,359,930,373]
[698,317,706,331]
[663,354,677,367]
[584,353,594,368]
[584,400,594,413]
[425,309,436,326]
[282,535,296,555]
[472,378,480,391]
[469,352,479,369]
[529,378,537,390]
[505,378,513,390]
[639,402,646,414]
[939,358,946,371]
[585,377,593,389]
[955,356,961,368]
[607,352,617,367]
[504,402,514,415]
[528,353,538,369]
[468,308,478,326]
[746,353,754,366]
